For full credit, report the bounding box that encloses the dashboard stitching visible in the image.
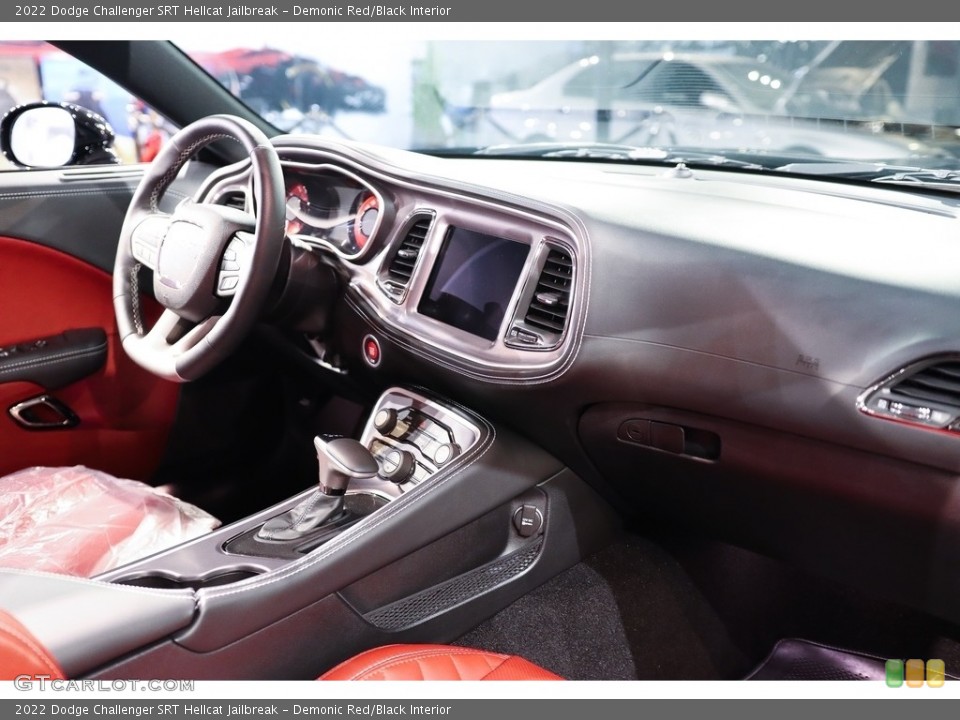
[0,190,137,199]
[581,333,861,388]
[0,188,186,212]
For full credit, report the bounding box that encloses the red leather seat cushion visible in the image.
[319,644,562,681]
[0,623,558,682]
[0,610,63,681]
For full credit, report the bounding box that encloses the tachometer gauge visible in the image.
[285,182,310,236]
[352,192,380,250]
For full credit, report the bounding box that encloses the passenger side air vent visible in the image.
[891,362,960,406]
[507,245,574,350]
[858,357,960,433]
[379,216,432,302]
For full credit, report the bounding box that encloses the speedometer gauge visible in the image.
[352,193,379,250]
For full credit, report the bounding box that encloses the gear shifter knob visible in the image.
[257,437,379,542]
[315,436,379,496]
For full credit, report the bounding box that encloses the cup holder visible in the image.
[113,568,263,590]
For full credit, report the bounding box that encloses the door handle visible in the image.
[8,395,79,430]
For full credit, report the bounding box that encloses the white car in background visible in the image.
[485,52,938,160]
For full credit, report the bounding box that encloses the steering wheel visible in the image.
[113,115,284,382]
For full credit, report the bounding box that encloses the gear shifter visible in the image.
[257,436,379,541]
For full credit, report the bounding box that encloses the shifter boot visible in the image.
[256,436,379,542]
[256,491,344,541]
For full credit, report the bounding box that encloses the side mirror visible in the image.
[0,102,119,169]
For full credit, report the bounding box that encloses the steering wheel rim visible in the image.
[113,115,284,382]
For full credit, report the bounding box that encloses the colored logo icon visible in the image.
[885,659,945,687]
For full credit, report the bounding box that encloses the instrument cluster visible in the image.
[282,163,382,258]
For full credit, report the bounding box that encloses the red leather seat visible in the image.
[319,644,562,681]
[0,610,64,681]
[0,609,560,681]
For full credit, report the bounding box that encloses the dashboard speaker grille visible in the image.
[524,247,573,334]
[381,216,431,301]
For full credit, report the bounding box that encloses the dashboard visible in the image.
[198,138,960,480]
[204,141,589,382]
[197,133,960,485]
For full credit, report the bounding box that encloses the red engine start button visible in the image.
[362,334,381,367]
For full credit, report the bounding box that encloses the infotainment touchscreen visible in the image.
[418,227,529,341]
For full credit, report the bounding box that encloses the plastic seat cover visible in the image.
[0,466,219,577]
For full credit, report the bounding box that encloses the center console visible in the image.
[0,381,616,680]
[97,386,484,588]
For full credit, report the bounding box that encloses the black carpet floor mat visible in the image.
[455,534,751,680]
[456,531,960,681]
[746,639,887,681]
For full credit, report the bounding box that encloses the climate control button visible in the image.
[379,447,416,484]
[373,408,399,434]
[433,442,461,466]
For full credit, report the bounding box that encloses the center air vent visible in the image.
[379,216,432,302]
[858,357,960,433]
[507,245,574,350]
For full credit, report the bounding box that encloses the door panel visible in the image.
[0,168,144,271]
[0,235,180,480]
[0,161,213,479]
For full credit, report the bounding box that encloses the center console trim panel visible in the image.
[96,387,485,584]
[169,395,563,652]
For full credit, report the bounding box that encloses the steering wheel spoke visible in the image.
[216,232,254,298]
[129,212,172,271]
[123,310,220,380]
[140,310,218,354]
[139,309,189,350]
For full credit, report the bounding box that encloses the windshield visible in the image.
[175,40,959,169]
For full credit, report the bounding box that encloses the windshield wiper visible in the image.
[473,142,768,170]
[468,144,960,191]
[473,141,662,159]
[776,161,960,191]
[871,168,960,191]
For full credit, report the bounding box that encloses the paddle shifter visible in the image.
[257,436,379,541]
